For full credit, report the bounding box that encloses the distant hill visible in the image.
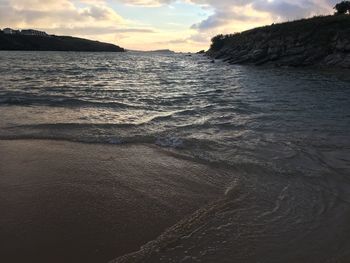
[0,33,125,52]
[147,49,175,53]
[207,15,350,68]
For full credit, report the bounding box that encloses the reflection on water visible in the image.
[1,51,349,179]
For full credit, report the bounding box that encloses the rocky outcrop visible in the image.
[207,15,350,68]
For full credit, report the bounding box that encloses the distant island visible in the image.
[147,49,175,53]
[206,14,350,68]
[128,49,176,53]
[0,28,125,52]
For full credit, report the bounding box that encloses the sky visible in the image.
[0,0,339,52]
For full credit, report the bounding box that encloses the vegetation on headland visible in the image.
[210,14,350,51]
[0,30,125,52]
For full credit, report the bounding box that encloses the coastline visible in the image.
[0,139,229,263]
[0,33,125,52]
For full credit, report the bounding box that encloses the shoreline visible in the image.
[0,139,230,263]
[0,137,237,171]
[112,164,350,263]
[1,139,350,263]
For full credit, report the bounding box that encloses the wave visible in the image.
[0,95,143,109]
[0,131,195,149]
[0,122,222,161]
[112,166,349,263]
[6,122,142,130]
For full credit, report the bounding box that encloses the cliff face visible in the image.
[207,15,350,68]
[0,34,125,52]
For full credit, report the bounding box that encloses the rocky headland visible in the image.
[207,15,350,68]
[0,30,125,52]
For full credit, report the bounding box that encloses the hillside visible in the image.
[0,33,125,52]
[207,15,350,68]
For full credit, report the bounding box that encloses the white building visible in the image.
[3,28,14,34]
[21,29,48,36]
[2,28,48,36]
[3,28,21,34]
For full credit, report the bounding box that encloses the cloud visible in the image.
[117,0,173,7]
[116,0,335,37]
[0,0,338,51]
[188,0,334,31]
[252,0,331,20]
[0,0,124,27]
[0,0,158,47]
[41,26,155,35]
[182,0,335,51]
[191,9,264,31]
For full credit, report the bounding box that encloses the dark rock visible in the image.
[251,49,266,60]
[285,46,306,56]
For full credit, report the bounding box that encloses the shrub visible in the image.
[334,1,350,15]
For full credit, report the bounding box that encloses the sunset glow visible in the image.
[0,0,337,52]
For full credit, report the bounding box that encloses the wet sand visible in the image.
[0,140,229,263]
[2,140,350,263]
[114,162,350,263]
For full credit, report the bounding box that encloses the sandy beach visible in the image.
[0,140,230,263]
[1,140,350,263]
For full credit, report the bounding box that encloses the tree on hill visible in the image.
[334,1,350,15]
[210,34,226,51]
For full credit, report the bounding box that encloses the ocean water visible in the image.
[1,51,349,178]
[1,51,350,262]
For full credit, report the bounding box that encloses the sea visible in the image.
[1,51,350,262]
[1,51,349,177]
